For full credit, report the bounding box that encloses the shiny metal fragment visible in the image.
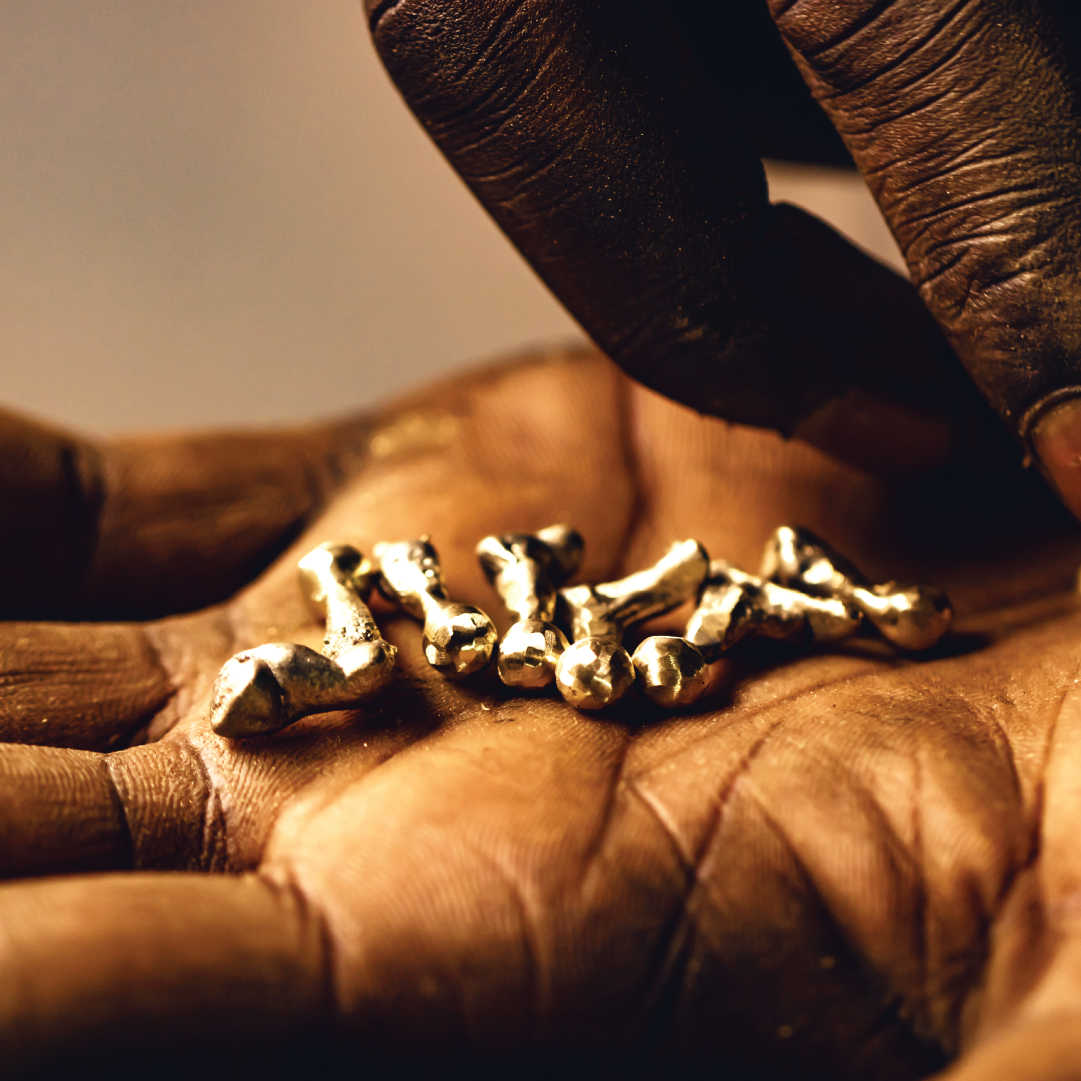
[375,536,498,679]
[476,524,583,688]
[631,636,710,709]
[211,543,398,739]
[556,539,709,710]
[686,560,862,662]
[760,526,953,651]
[556,637,637,711]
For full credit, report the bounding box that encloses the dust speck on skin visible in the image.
[369,412,461,459]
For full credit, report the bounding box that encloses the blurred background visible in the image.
[0,0,904,436]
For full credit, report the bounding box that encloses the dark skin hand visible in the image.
[9,3,1081,1078]
[5,347,1081,1080]
[364,0,1081,508]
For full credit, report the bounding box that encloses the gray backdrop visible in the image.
[0,1,901,435]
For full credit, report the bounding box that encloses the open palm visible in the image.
[3,348,1081,1081]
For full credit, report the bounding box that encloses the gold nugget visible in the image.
[476,524,583,689]
[556,540,709,710]
[760,526,953,651]
[686,559,862,662]
[375,536,498,678]
[210,543,397,738]
[630,635,711,709]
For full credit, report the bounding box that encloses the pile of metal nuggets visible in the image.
[210,525,953,739]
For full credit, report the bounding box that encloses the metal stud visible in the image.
[210,543,398,738]
[375,536,498,679]
[686,559,862,661]
[760,526,953,651]
[630,635,710,709]
[556,540,709,710]
[476,524,583,688]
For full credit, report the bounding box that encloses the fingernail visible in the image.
[1031,396,1081,520]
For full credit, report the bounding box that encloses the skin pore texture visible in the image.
[4,347,1081,1079]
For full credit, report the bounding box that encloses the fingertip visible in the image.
[1030,394,1081,523]
[365,0,396,24]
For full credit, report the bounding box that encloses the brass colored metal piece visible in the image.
[375,536,498,679]
[210,543,397,739]
[477,524,583,622]
[760,526,954,651]
[476,524,583,688]
[556,637,637,711]
[495,620,570,689]
[556,539,709,710]
[631,636,709,709]
[297,543,378,652]
[684,577,748,662]
[686,559,862,662]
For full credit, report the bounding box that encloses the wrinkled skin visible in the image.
[365,0,1081,513]
[5,348,1081,1080]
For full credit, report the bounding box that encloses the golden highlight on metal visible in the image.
[556,539,710,710]
[375,536,498,679]
[686,559,862,661]
[760,526,953,651]
[210,543,398,739]
[476,523,583,689]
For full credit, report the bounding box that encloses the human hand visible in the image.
[3,348,1081,1079]
[365,0,1081,516]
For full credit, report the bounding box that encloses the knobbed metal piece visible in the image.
[476,524,583,688]
[686,559,862,662]
[760,526,954,651]
[556,539,709,710]
[210,543,398,739]
[630,635,710,709]
[375,536,498,678]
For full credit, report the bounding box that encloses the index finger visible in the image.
[366,0,996,476]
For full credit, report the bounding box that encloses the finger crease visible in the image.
[260,871,339,1024]
[794,0,900,61]
[819,0,983,100]
[749,788,942,1058]
[101,753,136,870]
[622,781,699,1035]
[578,734,633,893]
[188,741,229,872]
